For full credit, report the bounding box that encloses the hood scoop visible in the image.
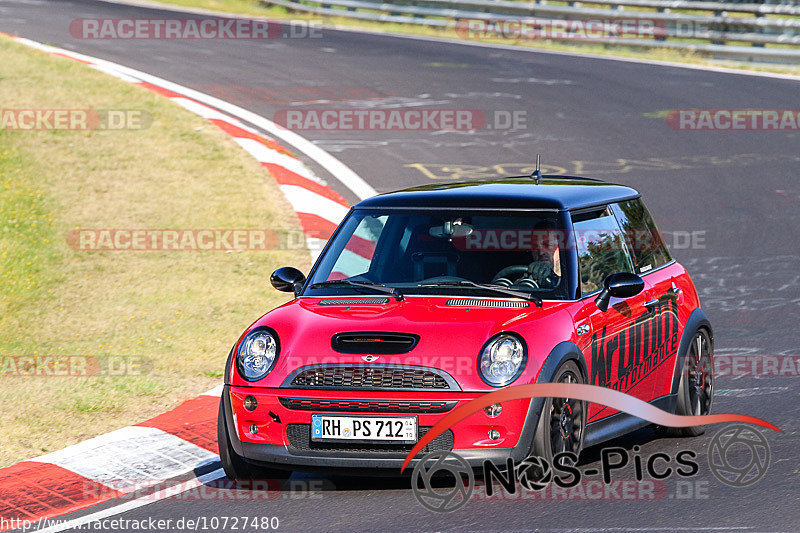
[446,298,530,308]
[318,297,390,306]
[331,332,420,354]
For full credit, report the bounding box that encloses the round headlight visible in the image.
[236,328,279,381]
[478,334,526,387]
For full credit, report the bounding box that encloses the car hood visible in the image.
[235,296,574,391]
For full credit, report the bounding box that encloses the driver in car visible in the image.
[492,222,561,289]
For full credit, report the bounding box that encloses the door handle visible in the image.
[644,299,659,313]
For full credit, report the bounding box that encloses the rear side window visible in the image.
[612,199,672,275]
[571,207,635,295]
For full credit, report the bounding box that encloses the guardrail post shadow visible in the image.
[752,10,767,48]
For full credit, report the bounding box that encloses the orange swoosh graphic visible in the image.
[401,383,780,472]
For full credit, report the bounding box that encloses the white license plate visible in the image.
[311,415,417,443]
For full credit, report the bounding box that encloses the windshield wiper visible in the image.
[309,279,404,301]
[418,281,542,307]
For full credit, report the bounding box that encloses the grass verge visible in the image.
[0,35,310,466]
[137,0,800,76]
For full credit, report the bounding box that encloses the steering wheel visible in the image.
[491,265,539,288]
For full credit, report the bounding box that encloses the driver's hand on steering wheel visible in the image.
[527,261,558,286]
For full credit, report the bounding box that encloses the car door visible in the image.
[571,206,656,423]
[611,199,681,403]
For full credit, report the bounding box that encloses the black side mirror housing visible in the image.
[270,267,306,296]
[595,272,645,312]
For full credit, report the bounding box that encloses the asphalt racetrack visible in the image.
[1,0,798,530]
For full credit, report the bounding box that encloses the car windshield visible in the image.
[304,209,573,300]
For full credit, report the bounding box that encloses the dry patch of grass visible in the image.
[0,36,310,466]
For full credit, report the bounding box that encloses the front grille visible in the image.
[446,298,530,308]
[318,298,390,305]
[286,424,454,455]
[279,397,456,414]
[332,332,419,354]
[286,365,455,391]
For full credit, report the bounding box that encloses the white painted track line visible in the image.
[28,41,376,200]
[12,37,376,200]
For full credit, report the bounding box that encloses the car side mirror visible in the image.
[270,267,306,295]
[595,272,645,312]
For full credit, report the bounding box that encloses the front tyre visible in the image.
[217,398,292,486]
[531,360,586,465]
[667,328,714,437]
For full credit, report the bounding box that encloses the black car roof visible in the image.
[354,177,640,211]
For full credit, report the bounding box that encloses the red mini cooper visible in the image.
[218,176,714,481]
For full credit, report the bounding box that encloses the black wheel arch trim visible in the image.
[224,345,234,385]
[670,308,713,397]
[509,341,587,462]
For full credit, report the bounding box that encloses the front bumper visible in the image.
[223,385,535,472]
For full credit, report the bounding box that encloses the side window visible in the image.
[612,199,672,275]
[571,207,635,295]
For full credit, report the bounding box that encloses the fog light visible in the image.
[488,430,500,440]
[484,403,502,418]
[244,395,257,411]
[250,424,259,435]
